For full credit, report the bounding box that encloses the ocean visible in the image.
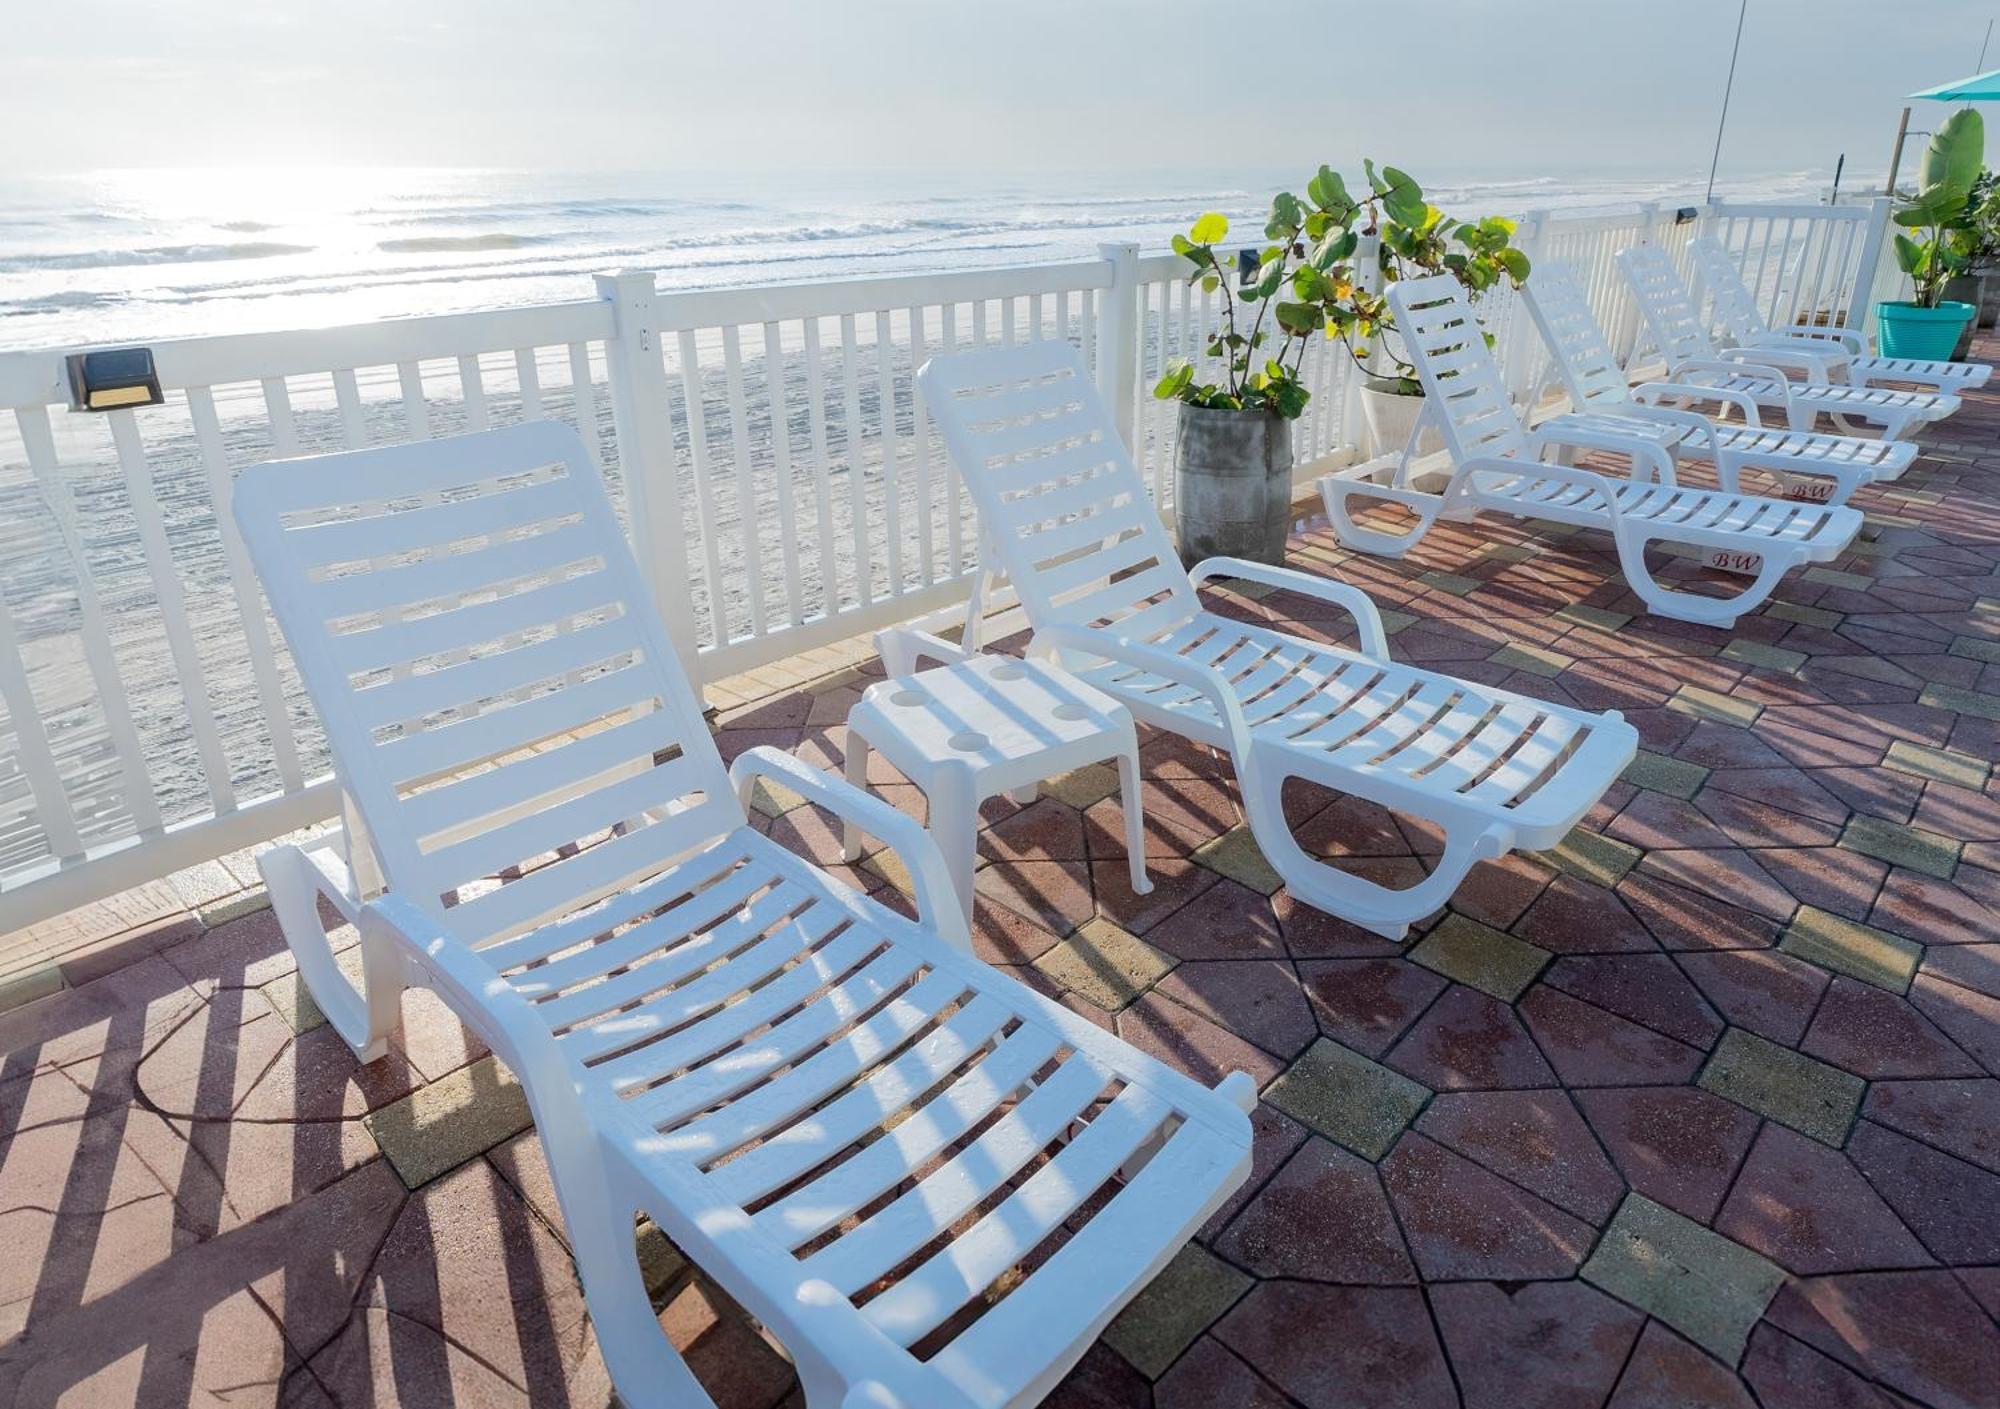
[0,165,1850,348]
[0,163,1852,868]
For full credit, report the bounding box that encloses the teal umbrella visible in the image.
[1909,69,2000,101]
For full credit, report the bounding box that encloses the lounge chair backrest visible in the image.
[1618,243,1715,364]
[233,420,740,951]
[1689,234,1768,345]
[1519,263,1635,411]
[1387,273,1533,461]
[918,340,1201,647]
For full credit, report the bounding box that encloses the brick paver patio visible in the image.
[5,342,2000,1407]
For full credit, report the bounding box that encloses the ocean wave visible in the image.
[1,290,124,316]
[216,220,276,232]
[377,233,554,253]
[0,241,312,272]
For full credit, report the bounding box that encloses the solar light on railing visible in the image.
[1674,207,1700,225]
[65,347,164,412]
[1237,247,1259,287]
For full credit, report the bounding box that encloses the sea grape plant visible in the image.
[1153,162,1533,417]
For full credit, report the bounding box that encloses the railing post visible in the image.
[1849,195,1895,338]
[1506,209,1552,406]
[1095,242,1141,452]
[595,270,702,681]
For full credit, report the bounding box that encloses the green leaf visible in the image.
[1275,300,1321,335]
[1497,248,1532,282]
[1920,108,1985,200]
[1152,359,1195,400]
[1191,211,1230,244]
[1894,232,1925,275]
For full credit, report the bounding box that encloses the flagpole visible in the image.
[1705,0,1750,204]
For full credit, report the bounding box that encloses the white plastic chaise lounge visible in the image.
[1688,233,1991,395]
[1521,260,1916,506]
[232,420,1254,1409]
[1618,242,1960,441]
[917,340,1637,941]
[1318,272,1864,627]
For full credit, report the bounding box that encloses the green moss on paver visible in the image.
[1949,636,2000,665]
[1034,918,1176,1012]
[1667,686,1762,728]
[1044,762,1122,810]
[1884,739,1991,790]
[1920,683,2000,722]
[1488,643,1574,679]
[1623,751,1709,800]
[196,889,271,929]
[1803,566,1874,590]
[1697,1029,1864,1146]
[1265,1038,1431,1160]
[1581,1194,1785,1364]
[1379,608,1420,636]
[1722,639,1807,674]
[1557,604,1634,633]
[1780,906,1923,992]
[1766,601,1843,630]
[1839,814,1961,881]
[1417,570,1483,597]
[364,1055,535,1189]
[1103,1243,1253,1378]
[1191,825,1284,895]
[1409,913,1550,1001]
[745,776,808,819]
[0,964,64,1016]
[1546,827,1643,889]
[1478,543,1539,564]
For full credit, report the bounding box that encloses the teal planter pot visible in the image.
[1875,300,1976,360]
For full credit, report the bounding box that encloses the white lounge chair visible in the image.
[233,420,1254,1409]
[1618,243,1960,441]
[1521,261,1916,506]
[1688,233,1991,394]
[918,340,1637,941]
[1319,272,1863,628]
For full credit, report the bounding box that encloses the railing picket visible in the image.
[905,303,934,585]
[938,302,964,576]
[187,386,304,792]
[873,310,905,597]
[761,321,805,626]
[15,407,161,837]
[801,317,839,619]
[720,325,767,639]
[108,409,236,813]
[0,584,80,859]
[839,313,871,608]
[677,329,729,645]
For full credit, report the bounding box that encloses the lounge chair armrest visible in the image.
[1189,555,1389,659]
[1631,380,1764,427]
[1035,621,1255,761]
[363,893,575,1100]
[874,625,970,678]
[1715,344,1837,382]
[1752,325,1868,356]
[1459,456,1624,521]
[1526,423,1677,487]
[729,747,972,954]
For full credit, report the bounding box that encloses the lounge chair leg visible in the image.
[1239,772,1511,940]
[1609,531,1798,629]
[1317,474,1446,557]
[261,840,405,1063]
[555,1161,720,1409]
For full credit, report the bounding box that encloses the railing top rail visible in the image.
[0,299,614,410]
[647,256,1112,331]
[1700,199,1877,221]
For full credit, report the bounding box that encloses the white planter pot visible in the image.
[1358,378,1441,462]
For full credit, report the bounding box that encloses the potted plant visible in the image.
[1151,164,1530,565]
[1946,168,2000,335]
[1881,108,1984,360]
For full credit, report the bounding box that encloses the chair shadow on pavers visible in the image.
[0,898,695,1407]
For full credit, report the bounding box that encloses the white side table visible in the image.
[841,651,1152,929]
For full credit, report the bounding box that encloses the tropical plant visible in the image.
[1152,163,1533,418]
[1892,108,1985,308]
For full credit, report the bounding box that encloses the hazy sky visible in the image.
[4,0,1994,180]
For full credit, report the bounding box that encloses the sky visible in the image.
[0,0,1994,181]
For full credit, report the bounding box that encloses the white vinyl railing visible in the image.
[0,196,1896,932]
